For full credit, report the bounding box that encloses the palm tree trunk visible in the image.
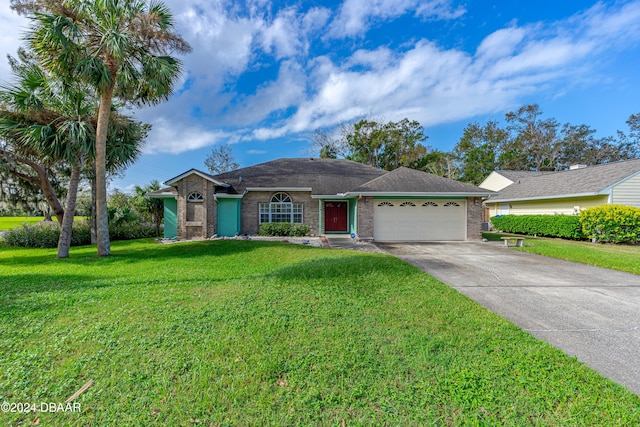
[95,84,115,256]
[15,156,65,224]
[57,163,81,258]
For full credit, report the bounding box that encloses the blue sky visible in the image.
[1,0,640,191]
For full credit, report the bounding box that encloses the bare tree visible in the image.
[204,143,239,174]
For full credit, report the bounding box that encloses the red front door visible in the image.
[325,202,348,232]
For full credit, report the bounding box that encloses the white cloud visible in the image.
[416,0,466,19]
[0,4,29,80]
[327,0,465,38]
[143,118,232,154]
[249,1,640,141]
[225,60,306,126]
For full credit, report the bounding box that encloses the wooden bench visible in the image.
[501,236,525,247]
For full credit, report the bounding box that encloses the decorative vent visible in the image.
[187,192,203,202]
[422,202,438,207]
[444,201,460,207]
[400,202,416,207]
[377,202,394,207]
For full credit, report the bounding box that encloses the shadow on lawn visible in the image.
[0,239,288,267]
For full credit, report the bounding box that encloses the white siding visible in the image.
[611,174,640,207]
[487,195,608,217]
[479,172,514,192]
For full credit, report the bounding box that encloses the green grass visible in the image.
[484,232,640,275]
[0,216,51,230]
[1,240,639,426]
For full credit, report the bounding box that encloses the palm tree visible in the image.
[0,50,147,258]
[26,0,190,256]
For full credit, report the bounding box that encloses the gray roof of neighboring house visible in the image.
[488,158,640,202]
[211,158,387,195]
[349,167,494,195]
[494,170,552,181]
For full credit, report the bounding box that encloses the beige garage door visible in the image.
[373,199,466,241]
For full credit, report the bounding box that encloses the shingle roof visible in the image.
[211,158,386,195]
[349,167,494,195]
[488,158,640,202]
[495,170,552,181]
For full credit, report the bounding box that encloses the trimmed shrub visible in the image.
[580,205,640,244]
[3,220,158,248]
[258,222,311,237]
[490,214,584,240]
[109,222,160,241]
[3,221,91,248]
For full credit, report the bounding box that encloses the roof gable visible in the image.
[164,168,230,187]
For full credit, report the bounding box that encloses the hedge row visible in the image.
[490,215,584,240]
[580,205,640,244]
[2,220,159,248]
[491,205,640,244]
[258,222,311,237]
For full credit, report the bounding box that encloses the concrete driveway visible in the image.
[377,241,640,395]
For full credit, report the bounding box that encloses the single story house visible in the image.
[150,158,493,242]
[481,158,640,217]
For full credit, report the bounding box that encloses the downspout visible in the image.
[353,199,358,237]
[318,199,322,236]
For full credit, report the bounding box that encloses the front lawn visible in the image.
[1,240,639,425]
[484,232,640,275]
[0,216,49,230]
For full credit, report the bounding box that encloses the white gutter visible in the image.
[245,187,313,192]
[344,191,494,197]
[214,194,244,199]
[147,192,177,199]
[311,194,348,199]
[488,191,606,203]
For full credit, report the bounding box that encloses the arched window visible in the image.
[187,192,203,202]
[444,201,460,207]
[259,192,303,224]
[377,202,394,207]
[400,202,416,207]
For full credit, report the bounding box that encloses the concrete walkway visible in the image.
[377,241,640,395]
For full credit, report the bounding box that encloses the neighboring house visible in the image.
[149,158,492,242]
[481,159,640,217]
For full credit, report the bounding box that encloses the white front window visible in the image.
[259,193,303,224]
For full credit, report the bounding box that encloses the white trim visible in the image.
[214,194,244,199]
[312,194,348,199]
[599,170,640,194]
[164,169,229,187]
[345,191,493,197]
[246,187,313,192]
[488,192,604,203]
[147,192,177,199]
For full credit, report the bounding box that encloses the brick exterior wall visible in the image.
[176,176,217,240]
[207,181,217,238]
[466,196,483,240]
[356,197,374,240]
[240,191,319,235]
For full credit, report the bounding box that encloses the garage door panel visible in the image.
[374,199,466,241]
